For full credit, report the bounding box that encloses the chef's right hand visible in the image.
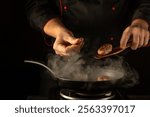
[53,29,84,56]
[43,18,84,56]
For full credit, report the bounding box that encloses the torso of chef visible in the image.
[59,0,130,56]
[43,0,149,55]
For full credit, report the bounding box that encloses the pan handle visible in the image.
[24,60,58,79]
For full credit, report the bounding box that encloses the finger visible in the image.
[53,42,70,56]
[55,51,65,56]
[55,50,70,56]
[131,32,139,50]
[64,37,84,54]
[56,48,71,56]
[78,37,84,48]
[120,27,131,49]
[66,44,81,53]
[144,31,150,46]
[75,37,84,46]
[138,29,145,48]
[53,41,65,52]
[64,36,82,45]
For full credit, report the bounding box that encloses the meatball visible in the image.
[97,43,113,55]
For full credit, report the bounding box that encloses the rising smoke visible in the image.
[47,53,139,88]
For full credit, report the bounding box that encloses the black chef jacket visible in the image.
[25,0,150,55]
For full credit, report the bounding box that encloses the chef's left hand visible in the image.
[120,19,150,50]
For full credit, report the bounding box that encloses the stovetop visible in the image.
[28,89,134,100]
[28,94,150,100]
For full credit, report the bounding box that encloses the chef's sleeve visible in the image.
[132,0,150,24]
[24,0,58,32]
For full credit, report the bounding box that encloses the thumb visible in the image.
[120,27,131,49]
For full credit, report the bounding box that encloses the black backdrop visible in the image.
[0,0,48,99]
[0,0,150,99]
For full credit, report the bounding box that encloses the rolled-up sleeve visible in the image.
[24,0,58,32]
[132,0,150,24]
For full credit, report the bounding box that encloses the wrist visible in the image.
[131,19,149,30]
[43,17,69,38]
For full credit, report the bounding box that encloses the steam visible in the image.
[47,53,139,88]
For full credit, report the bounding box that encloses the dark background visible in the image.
[0,0,150,99]
[0,1,48,99]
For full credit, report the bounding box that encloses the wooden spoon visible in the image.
[95,40,150,59]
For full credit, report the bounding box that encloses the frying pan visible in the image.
[24,57,137,93]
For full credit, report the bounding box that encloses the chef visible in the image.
[25,0,150,57]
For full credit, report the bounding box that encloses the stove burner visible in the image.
[60,89,116,100]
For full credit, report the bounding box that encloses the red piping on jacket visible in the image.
[59,0,63,16]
